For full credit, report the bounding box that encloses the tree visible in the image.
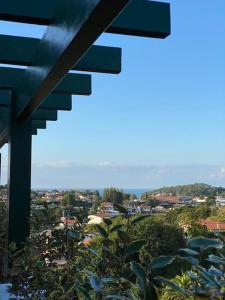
[166,206,212,227]
[205,197,216,206]
[35,198,45,205]
[145,198,159,208]
[94,190,100,197]
[61,197,67,207]
[91,195,101,213]
[129,193,136,201]
[130,216,185,258]
[123,193,130,202]
[102,187,123,204]
[187,223,210,238]
[61,192,76,207]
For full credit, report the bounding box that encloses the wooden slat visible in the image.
[0,35,122,74]
[0,67,91,96]
[107,0,170,38]
[0,107,58,121]
[0,0,170,38]
[0,91,72,111]
[32,120,46,129]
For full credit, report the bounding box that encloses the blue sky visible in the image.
[1,0,225,189]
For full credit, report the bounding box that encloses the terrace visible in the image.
[0,0,170,250]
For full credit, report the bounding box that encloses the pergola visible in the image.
[0,0,171,246]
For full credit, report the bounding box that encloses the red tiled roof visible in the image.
[101,202,113,208]
[83,239,92,246]
[154,195,178,204]
[199,220,225,231]
[142,205,151,209]
[64,219,76,225]
[94,212,113,218]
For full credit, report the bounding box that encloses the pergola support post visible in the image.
[7,96,32,247]
[0,153,1,185]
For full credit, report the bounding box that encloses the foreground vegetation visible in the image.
[1,200,225,299]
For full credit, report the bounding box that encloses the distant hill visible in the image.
[141,183,225,198]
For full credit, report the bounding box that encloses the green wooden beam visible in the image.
[32,120,46,129]
[0,90,11,103]
[32,128,37,135]
[0,127,8,148]
[0,118,46,129]
[0,108,58,121]
[15,0,130,120]
[0,35,121,74]
[107,0,170,38]
[0,91,72,111]
[32,110,57,121]
[0,0,170,38]
[0,67,91,96]
[34,94,72,111]
[0,118,8,148]
[75,45,121,74]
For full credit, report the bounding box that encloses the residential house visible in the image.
[216,196,225,206]
[199,220,225,233]
[88,212,115,224]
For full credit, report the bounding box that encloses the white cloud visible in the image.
[97,161,112,167]
[33,160,74,169]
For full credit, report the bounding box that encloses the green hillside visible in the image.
[142,183,225,198]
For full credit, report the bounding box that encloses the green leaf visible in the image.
[156,276,193,296]
[95,224,108,239]
[188,237,223,250]
[76,285,92,300]
[103,218,112,226]
[105,296,125,299]
[102,238,113,247]
[87,248,101,258]
[131,215,149,225]
[101,277,114,284]
[130,261,146,283]
[206,254,225,265]
[150,256,175,270]
[110,224,124,233]
[179,256,199,266]
[208,265,223,276]
[117,230,130,243]
[89,275,101,292]
[196,266,221,287]
[144,282,158,300]
[126,240,146,255]
[49,291,60,298]
[187,271,199,280]
[179,248,199,256]
[9,241,17,252]
[113,204,128,215]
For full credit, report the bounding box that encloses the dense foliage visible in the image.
[1,200,225,299]
[142,183,225,198]
[102,187,124,204]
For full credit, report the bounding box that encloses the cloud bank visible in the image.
[1,160,225,189]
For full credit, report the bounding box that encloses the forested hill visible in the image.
[143,183,225,198]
